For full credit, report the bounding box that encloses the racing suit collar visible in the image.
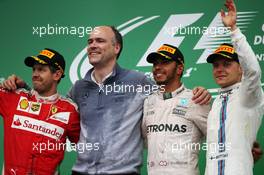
[219,82,241,95]
[158,84,185,100]
[31,90,60,103]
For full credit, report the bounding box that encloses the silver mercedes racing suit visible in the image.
[205,28,264,175]
[142,84,210,175]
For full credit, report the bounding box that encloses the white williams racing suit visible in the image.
[205,28,264,175]
[142,85,210,175]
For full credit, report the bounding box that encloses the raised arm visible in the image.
[221,0,263,107]
[1,75,27,91]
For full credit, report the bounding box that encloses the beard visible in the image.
[154,68,177,86]
[32,79,53,95]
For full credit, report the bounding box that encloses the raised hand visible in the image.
[221,0,237,31]
[1,74,26,91]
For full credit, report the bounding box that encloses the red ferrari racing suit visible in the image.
[0,88,80,175]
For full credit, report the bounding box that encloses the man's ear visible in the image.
[114,43,121,55]
[53,70,63,81]
[177,64,184,76]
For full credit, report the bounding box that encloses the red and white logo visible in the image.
[13,118,22,126]
[11,115,64,140]
[49,112,70,124]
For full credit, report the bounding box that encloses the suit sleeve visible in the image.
[66,107,80,144]
[66,85,74,100]
[231,28,263,107]
[192,103,211,137]
[0,88,11,118]
[141,98,148,148]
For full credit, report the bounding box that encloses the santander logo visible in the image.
[11,115,64,140]
[13,118,22,126]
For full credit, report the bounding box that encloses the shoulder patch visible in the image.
[49,112,70,124]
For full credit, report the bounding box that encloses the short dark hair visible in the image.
[49,65,63,84]
[109,26,123,59]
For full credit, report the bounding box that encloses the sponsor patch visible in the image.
[19,99,29,110]
[170,161,188,165]
[172,108,187,116]
[51,105,58,114]
[17,97,42,115]
[179,98,189,106]
[31,102,40,112]
[215,45,234,54]
[29,102,41,115]
[49,112,70,124]
[17,97,29,112]
[209,153,228,160]
[159,160,168,166]
[17,97,30,112]
[13,117,22,126]
[146,110,155,116]
[158,45,176,54]
[40,49,55,59]
[11,115,64,140]
[147,124,187,133]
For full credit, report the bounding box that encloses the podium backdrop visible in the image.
[0,0,263,174]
